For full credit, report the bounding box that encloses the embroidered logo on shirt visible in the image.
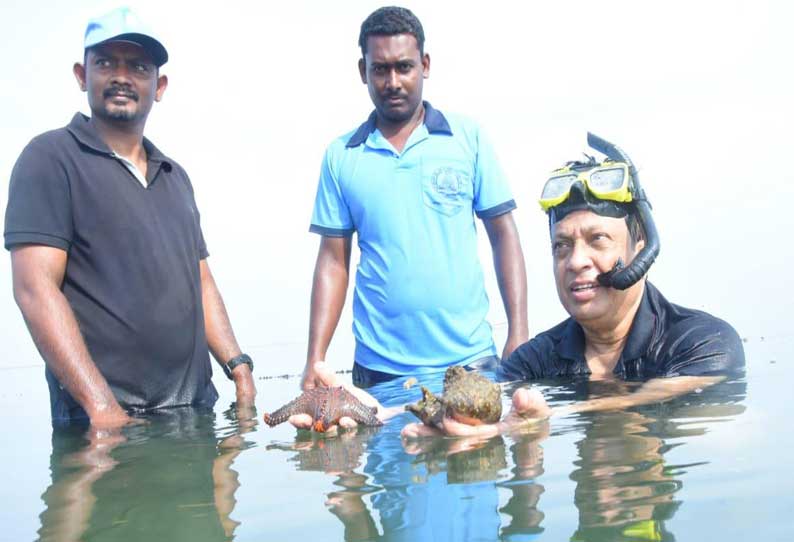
[431,167,463,197]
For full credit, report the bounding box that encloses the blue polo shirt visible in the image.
[310,102,516,374]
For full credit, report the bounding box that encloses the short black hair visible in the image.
[626,211,645,246]
[359,6,425,57]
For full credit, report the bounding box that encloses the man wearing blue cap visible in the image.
[4,7,256,428]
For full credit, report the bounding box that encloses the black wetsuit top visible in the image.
[499,282,745,381]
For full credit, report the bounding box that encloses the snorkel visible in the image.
[585,133,660,290]
[544,133,661,290]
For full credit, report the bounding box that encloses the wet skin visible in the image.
[551,210,644,334]
[358,33,430,129]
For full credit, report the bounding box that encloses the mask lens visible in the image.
[541,174,578,200]
[589,167,626,193]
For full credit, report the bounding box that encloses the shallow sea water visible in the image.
[1,335,792,542]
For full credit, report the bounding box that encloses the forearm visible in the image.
[200,261,242,364]
[553,376,725,416]
[306,263,349,365]
[494,243,528,340]
[486,213,529,342]
[14,281,121,419]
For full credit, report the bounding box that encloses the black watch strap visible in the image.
[222,353,253,380]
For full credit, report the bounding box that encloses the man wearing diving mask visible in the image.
[499,133,743,382]
[399,133,745,438]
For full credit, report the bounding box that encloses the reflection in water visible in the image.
[570,409,681,542]
[267,426,381,474]
[567,377,747,542]
[38,375,747,540]
[404,434,508,484]
[359,376,545,541]
[38,402,257,542]
[326,473,382,542]
[38,426,125,542]
[267,427,384,540]
[267,376,747,541]
[270,420,515,541]
[265,372,521,541]
[498,428,549,540]
[215,402,259,538]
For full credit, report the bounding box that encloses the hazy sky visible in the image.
[1,0,792,374]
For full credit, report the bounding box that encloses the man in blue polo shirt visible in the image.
[303,6,528,389]
[4,8,256,427]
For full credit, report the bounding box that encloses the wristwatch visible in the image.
[222,353,253,380]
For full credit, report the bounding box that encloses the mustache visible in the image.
[382,90,407,99]
[103,86,139,101]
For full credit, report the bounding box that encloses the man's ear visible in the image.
[73,62,87,92]
[632,238,646,258]
[358,58,367,84]
[154,74,168,102]
[422,53,430,79]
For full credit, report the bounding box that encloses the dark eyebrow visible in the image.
[370,58,416,67]
[583,225,613,238]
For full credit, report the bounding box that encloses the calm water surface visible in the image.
[1,335,791,541]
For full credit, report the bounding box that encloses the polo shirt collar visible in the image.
[619,284,656,363]
[424,102,453,134]
[553,283,655,371]
[66,112,173,169]
[345,101,452,148]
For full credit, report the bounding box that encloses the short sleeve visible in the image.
[309,147,354,237]
[471,127,516,219]
[657,316,746,377]
[184,170,209,260]
[195,206,209,260]
[4,138,73,251]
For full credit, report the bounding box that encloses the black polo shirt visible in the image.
[500,282,745,381]
[5,113,218,420]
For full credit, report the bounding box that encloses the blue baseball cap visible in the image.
[83,7,168,67]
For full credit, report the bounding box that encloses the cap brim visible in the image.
[87,33,168,67]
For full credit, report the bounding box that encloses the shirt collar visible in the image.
[66,112,173,169]
[345,101,453,148]
[618,283,656,363]
[554,283,656,368]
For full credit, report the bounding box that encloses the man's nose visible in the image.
[385,68,400,90]
[109,60,132,81]
[566,241,592,272]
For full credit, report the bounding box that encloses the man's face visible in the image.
[358,34,429,125]
[73,41,167,125]
[551,210,645,328]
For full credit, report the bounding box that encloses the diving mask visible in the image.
[540,133,660,291]
[539,161,632,212]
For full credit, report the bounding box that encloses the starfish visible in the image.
[263,386,382,432]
